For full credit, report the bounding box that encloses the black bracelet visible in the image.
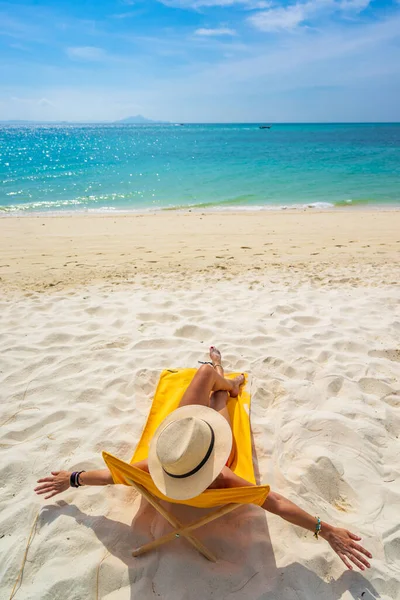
[70,470,86,487]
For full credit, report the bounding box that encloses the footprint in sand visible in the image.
[369,349,400,363]
[92,337,130,350]
[174,324,213,340]
[328,377,343,396]
[383,527,400,563]
[382,392,400,407]
[358,377,394,397]
[292,316,319,325]
[304,455,357,509]
[316,350,332,363]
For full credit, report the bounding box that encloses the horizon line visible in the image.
[1,120,400,125]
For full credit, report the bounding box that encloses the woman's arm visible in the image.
[263,491,372,571]
[34,460,150,500]
[34,469,114,499]
[214,468,372,571]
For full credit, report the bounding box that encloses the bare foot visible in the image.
[210,346,244,396]
[230,374,245,398]
[209,345,222,367]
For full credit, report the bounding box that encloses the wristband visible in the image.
[314,517,322,540]
[70,470,86,488]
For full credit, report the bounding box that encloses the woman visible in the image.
[35,346,372,571]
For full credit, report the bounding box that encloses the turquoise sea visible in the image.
[0,123,399,214]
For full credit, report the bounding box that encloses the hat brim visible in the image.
[148,405,233,501]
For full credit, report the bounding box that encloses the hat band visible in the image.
[162,421,215,479]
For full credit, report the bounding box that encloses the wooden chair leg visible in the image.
[132,502,240,559]
[127,480,217,562]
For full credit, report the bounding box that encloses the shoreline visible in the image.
[1,209,399,293]
[1,204,400,218]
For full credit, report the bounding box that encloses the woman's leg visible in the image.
[133,348,241,474]
[179,346,244,409]
[209,348,231,427]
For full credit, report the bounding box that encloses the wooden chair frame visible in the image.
[128,479,241,562]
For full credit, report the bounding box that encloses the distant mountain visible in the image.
[115,115,168,124]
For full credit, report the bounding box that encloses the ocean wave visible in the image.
[0,198,87,212]
[1,196,393,216]
[0,192,133,213]
[162,200,335,212]
[161,195,258,211]
[333,198,373,207]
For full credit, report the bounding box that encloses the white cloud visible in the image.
[9,42,30,51]
[10,96,53,104]
[195,27,237,35]
[248,4,307,31]
[166,0,371,10]
[0,12,44,41]
[38,97,55,107]
[340,0,371,11]
[111,11,137,18]
[248,0,372,32]
[158,0,270,7]
[66,46,106,61]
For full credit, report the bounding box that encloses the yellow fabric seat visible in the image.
[102,368,270,560]
[103,368,270,507]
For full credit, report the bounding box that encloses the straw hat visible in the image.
[148,405,233,500]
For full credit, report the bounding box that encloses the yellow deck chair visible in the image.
[102,368,270,562]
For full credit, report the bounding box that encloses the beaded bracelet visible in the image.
[314,517,322,540]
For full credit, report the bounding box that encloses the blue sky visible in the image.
[0,0,399,121]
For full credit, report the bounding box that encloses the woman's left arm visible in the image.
[215,468,372,571]
[263,491,372,571]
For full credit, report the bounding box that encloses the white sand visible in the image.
[1,210,399,292]
[1,275,399,600]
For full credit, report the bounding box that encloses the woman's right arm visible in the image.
[34,469,114,499]
[34,460,150,500]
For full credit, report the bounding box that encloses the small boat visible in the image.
[259,125,272,129]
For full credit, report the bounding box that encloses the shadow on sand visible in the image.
[40,497,379,600]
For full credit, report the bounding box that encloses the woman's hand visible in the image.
[322,526,372,571]
[34,471,71,499]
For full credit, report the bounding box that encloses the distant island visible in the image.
[115,115,169,124]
